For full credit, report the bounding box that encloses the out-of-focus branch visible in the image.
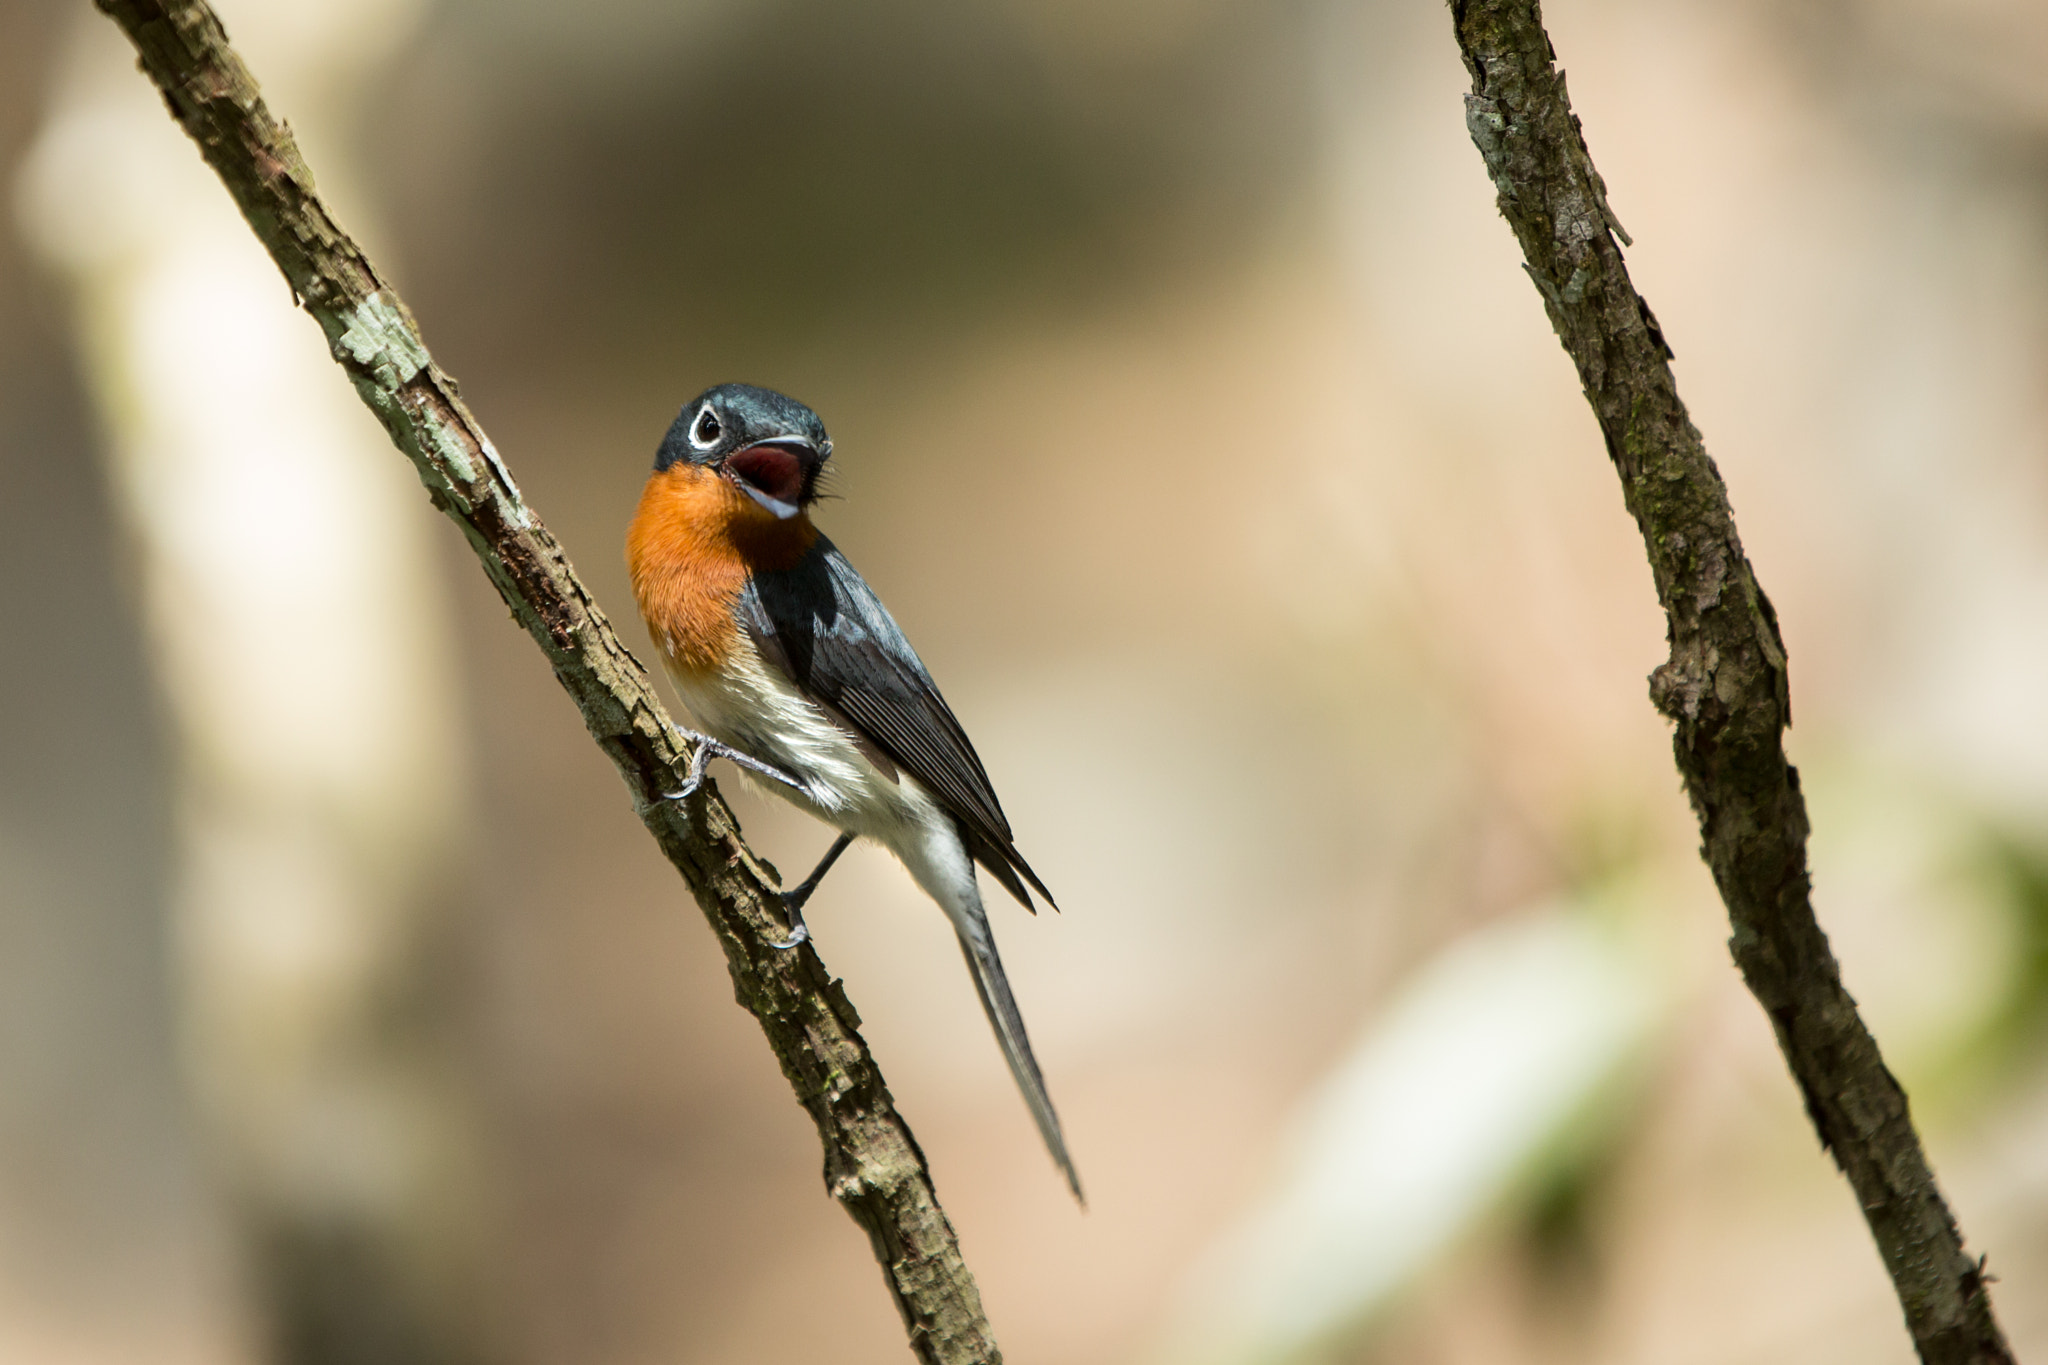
[1445,3,2010,1362]
[92,2,1000,1360]
[27,5,477,1359]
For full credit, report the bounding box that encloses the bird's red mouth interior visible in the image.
[726,444,807,506]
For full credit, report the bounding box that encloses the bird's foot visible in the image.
[659,732,805,802]
[767,831,856,951]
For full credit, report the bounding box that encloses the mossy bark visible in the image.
[1448,3,2012,1361]
[94,2,1001,1359]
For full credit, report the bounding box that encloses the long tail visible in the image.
[956,929,1084,1203]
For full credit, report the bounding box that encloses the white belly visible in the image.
[662,637,987,938]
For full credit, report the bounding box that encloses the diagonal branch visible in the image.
[1445,3,2012,1361]
[93,2,1000,1360]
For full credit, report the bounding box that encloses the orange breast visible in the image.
[626,462,819,674]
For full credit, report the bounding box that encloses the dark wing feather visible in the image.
[958,822,1036,912]
[738,538,1054,911]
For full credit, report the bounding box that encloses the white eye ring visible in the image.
[689,406,722,449]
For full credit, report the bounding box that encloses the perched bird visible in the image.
[627,383,1081,1200]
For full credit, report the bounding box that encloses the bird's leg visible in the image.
[659,731,804,802]
[769,830,856,950]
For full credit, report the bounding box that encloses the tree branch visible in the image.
[92,2,1000,1360]
[1446,3,2012,1361]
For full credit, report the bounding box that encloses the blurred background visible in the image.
[5,0,2048,1361]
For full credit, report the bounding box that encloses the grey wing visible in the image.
[737,537,1054,911]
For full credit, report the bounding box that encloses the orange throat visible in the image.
[627,461,818,674]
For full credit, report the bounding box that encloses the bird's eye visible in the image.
[690,408,722,448]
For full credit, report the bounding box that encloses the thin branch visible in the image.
[1445,3,2012,1361]
[92,2,1000,1360]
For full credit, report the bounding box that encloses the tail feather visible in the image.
[956,930,1084,1204]
[960,824,1056,915]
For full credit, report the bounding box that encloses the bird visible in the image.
[626,382,1081,1201]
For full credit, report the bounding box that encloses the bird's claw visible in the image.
[657,732,804,803]
[768,878,815,950]
[765,830,855,951]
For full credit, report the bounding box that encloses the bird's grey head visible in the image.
[655,383,832,519]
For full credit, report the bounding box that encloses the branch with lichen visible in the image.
[92,2,1000,1360]
[1447,3,2012,1361]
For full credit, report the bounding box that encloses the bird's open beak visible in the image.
[724,438,822,520]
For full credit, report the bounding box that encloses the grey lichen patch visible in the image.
[1648,658,1705,722]
[420,413,479,489]
[486,487,531,532]
[334,291,429,391]
[1463,94,1513,196]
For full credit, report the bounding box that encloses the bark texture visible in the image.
[1447,3,2012,1362]
[94,2,1000,1360]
